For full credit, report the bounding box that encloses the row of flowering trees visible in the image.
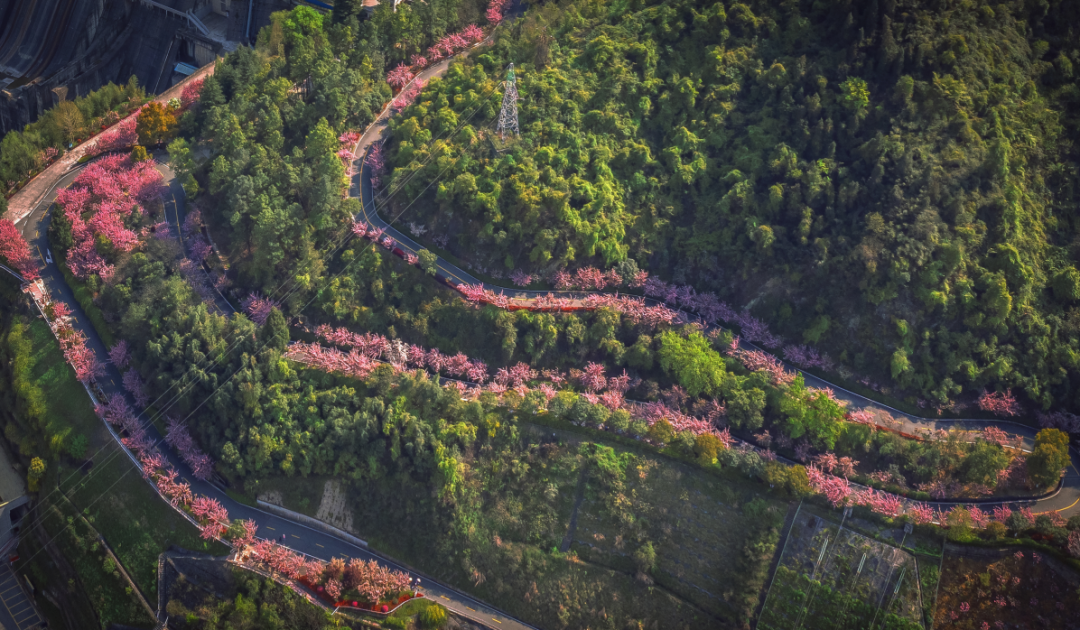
[292,327,1053,518]
[165,416,214,481]
[55,154,166,279]
[100,369,419,604]
[299,324,737,440]
[385,25,487,91]
[55,306,105,383]
[244,536,412,607]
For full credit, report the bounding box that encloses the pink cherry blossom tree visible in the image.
[0,219,40,280]
[386,65,415,90]
[486,0,509,23]
[109,340,131,369]
[242,292,278,325]
[165,416,215,480]
[977,389,1021,417]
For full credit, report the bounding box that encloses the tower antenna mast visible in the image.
[496,63,519,139]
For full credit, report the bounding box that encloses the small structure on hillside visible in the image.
[0,446,29,559]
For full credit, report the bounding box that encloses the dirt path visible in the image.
[558,466,590,553]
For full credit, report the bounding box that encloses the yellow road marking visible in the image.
[466,607,476,612]
[440,595,449,600]
[491,618,502,624]
[291,534,300,538]
[1034,495,1080,515]
[265,526,275,530]
[315,543,324,548]
[36,246,46,264]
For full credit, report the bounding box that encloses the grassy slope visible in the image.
[256,424,787,629]
[15,318,226,614]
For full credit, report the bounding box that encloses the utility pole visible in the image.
[496,63,519,139]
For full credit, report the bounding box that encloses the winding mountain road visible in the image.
[348,56,1080,519]
[6,155,536,630]
[3,39,1077,630]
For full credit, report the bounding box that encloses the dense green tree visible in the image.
[1028,428,1071,488]
[380,0,1080,414]
[657,330,726,397]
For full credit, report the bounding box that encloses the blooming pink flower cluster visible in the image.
[509,269,533,287]
[967,506,991,528]
[307,324,732,437]
[632,400,728,439]
[554,267,627,291]
[365,145,386,189]
[313,324,490,382]
[285,342,380,381]
[980,426,1022,449]
[391,79,426,115]
[997,456,1027,488]
[55,154,165,279]
[919,479,961,499]
[424,25,485,63]
[338,131,361,148]
[782,344,835,371]
[813,453,858,477]
[165,416,214,481]
[906,503,935,524]
[97,393,154,457]
[847,409,875,425]
[455,281,684,328]
[88,110,140,155]
[142,453,195,508]
[725,337,796,386]
[386,65,415,90]
[180,78,205,109]
[192,496,231,540]
[806,465,906,516]
[122,368,150,407]
[1037,410,1080,434]
[246,540,410,604]
[0,219,40,280]
[181,209,213,262]
[732,310,783,348]
[178,258,221,310]
[109,340,131,369]
[242,292,278,326]
[486,0,509,23]
[55,319,104,382]
[977,389,1021,417]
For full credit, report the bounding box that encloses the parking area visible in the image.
[0,562,43,629]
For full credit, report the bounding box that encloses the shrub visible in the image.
[646,418,675,446]
[984,520,1007,540]
[420,603,448,629]
[633,541,657,576]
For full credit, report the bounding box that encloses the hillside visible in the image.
[383,0,1080,411]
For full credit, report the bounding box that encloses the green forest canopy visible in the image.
[384,0,1080,412]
